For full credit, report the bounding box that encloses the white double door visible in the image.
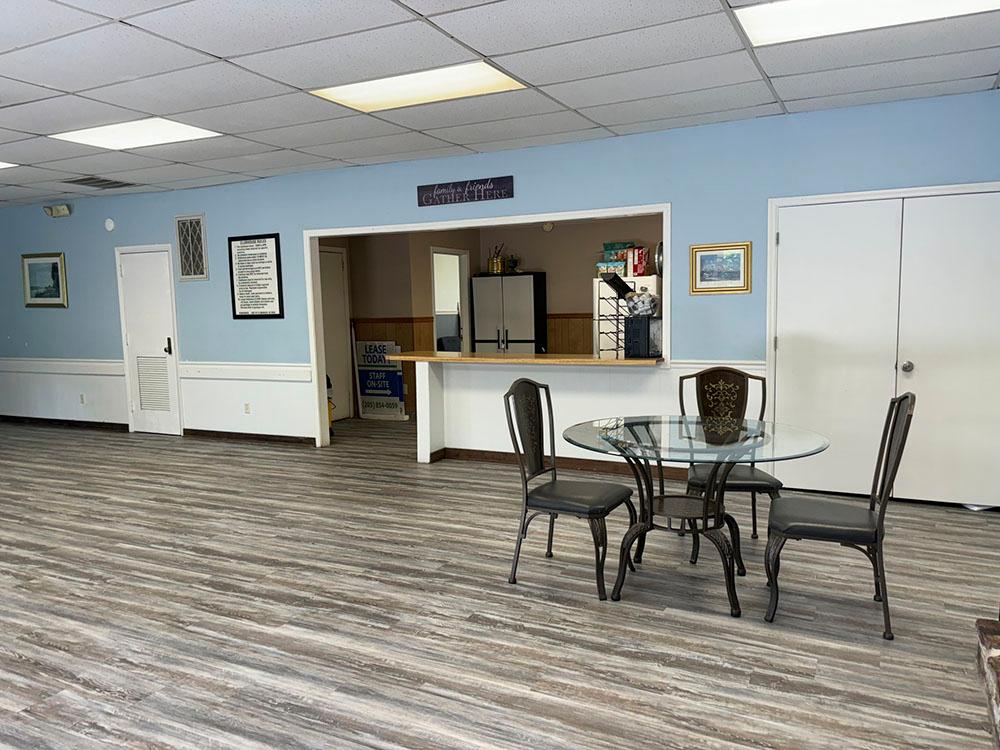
[772,190,1000,505]
[116,245,182,435]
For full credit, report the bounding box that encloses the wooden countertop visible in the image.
[387,351,663,367]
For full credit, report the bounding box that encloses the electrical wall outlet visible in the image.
[243,402,252,415]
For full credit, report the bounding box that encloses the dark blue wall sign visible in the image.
[418,175,514,207]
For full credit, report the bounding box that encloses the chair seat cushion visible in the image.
[768,496,877,544]
[688,463,782,493]
[527,480,632,518]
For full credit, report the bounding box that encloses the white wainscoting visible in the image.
[441,359,766,461]
[0,358,315,438]
[177,361,315,438]
[0,358,129,424]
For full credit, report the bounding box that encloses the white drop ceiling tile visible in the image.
[378,89,562,130]
[0,137,105,164]
[0,96,139,135]
[0,185,52,200]
[130,0,416,57]
[85,62,294,115]
[169,93,353,134]
[127,135,274,162]
[234,22,476,90]
[494,14,743,85]
[251,161,350,177]
[26,179,102,194]
[426,110,593,144]
[162,174,259,189]
[773,48,1000,100]
[0,76,62,108]
[470,128,611,152]
[542,51,762,109]
[193,149,330,173]
[242,116,406,149]
[401,0,494,13]
[0,0,104,54]
[345,146,473,165]
[40,151,170,174]
[785,77,996,113]
[580,80,775,126]
[0,165,81,184]
[434,0,720,55]
[756,11,1000,77]
[61,1,204,18]
[0,128,32,145]
[302,132,449,159]
[104,163,229,183]
[0,23,214,91]
[609,102,784,134]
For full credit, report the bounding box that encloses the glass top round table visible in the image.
[563,415,829,464]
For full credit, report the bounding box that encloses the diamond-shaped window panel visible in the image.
[176,215,208,281]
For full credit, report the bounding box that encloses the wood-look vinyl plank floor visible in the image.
[0,419,997,749]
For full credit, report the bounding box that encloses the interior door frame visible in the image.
[318,245,354,419]
[429,246,471,354]
[765,180,1000,423]
[303,202,671,447]
[114,243,183,434]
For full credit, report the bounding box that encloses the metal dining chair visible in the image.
[504,378,637,600]
[680,367,782,539]
[764,392,916,640]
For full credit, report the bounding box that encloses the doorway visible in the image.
[319,244,354,421]
[115,244,182,435]
[430,247,470,353]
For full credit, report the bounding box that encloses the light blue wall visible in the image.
[2,90,998,363]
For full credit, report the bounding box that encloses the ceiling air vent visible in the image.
[63,176,139,190]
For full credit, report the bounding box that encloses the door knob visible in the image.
[899,360,914,373]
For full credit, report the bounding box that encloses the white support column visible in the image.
[416,361,445,463]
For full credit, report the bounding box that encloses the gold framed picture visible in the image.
[22,252,68,307]
[690,242,751,295]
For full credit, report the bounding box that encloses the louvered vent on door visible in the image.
[136,356,170,411]
[175,214,208,280]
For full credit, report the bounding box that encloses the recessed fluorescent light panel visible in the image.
[311,61,525,112]
[735,0,1000,46]
[0,161,17,169]
[50,117,220,150]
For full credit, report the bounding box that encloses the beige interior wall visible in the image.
[345,233,412,318]
[407,228,481,317]
[479,215,662,314]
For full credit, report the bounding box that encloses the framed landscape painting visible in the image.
[22,253,68,307]
[690,242,751,295]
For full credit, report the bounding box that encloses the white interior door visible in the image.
[501,275,535,348]
[472,276,503,352]
[116,245,181,435]
[773,200,903,493]
[894,191,1000,505]
[320,248,353,420]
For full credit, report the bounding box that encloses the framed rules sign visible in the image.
[228,233,284,319]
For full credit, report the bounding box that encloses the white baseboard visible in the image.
[0,357,315,438]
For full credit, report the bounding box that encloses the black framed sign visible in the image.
[228,233,284,319]
[417,175,513,207]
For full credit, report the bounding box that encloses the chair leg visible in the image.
[875,541,894,640]
[508,508,528,585]
[764,531,787,622]
[588,517,609,601]
[750,492,758,539]
[634,530,647,564]
[545,514,556,558]
[611,521,645,601]
[702,529,741,617]
[866,544,881,602]
[723,513,747,576]
[688,519,700,565]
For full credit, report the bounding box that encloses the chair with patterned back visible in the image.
[679,366,782,540]
[504,378,637,600]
